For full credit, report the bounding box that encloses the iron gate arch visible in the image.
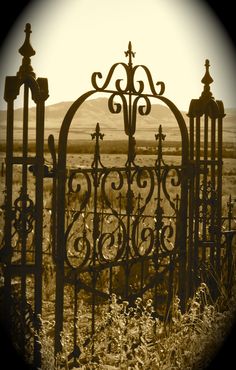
[1,24,235,369]
[53,41,191,357]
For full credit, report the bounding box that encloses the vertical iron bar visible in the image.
[227,195,232,231]
[202,114,208,242]
[188,116,195,297]
[140,260,144,296]
[48,134,57,262]
[225,232,234,293]
[109,267,113,294]
[216,117,223,276]
[3,95,14,337]
[202,114,208,271]
[189,116,194,161]
[165,253,174,319]
[210,118,216,190]
[124,45,135,299]
[20,82,29,358]
[33,97,45,366]
[55,165,66,356]
[153,126,162,310]
[194,116,201,289]
[178,164,188,312]
[91,123,102,354]
[210,118,216,270]
[125,136,133,299]
[73,274,78,366]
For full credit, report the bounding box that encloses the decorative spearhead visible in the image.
[155,125,166,164]
[91,122,104,141]
[155,124,166,142]
[125,41,135,66]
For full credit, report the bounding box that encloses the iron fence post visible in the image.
[2,23,48,368]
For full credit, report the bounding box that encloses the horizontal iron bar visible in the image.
[67,164,184,174]
[7,264,36,276]
[65,250,176,276]
[7,156,37,165]
[40,208,236,227]
[199,159,223,165]
[64,209,178,219]
[198,241,215,247]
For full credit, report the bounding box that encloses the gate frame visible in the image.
[54,41,190,355]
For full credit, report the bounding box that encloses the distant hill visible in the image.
[0,97,236,143]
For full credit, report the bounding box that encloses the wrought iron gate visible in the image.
[0,24,235,368]
[53,39,191,359]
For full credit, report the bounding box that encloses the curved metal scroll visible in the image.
[54,42,190,362]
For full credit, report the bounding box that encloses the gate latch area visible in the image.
[28,164,55,178]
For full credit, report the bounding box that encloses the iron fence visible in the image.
[0,24,235,369]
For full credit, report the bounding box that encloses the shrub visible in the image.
[37,282,236,370]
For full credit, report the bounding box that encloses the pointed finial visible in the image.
[155,125,166,164]
[125,41,135,67]
[155,124,166,142]
[200,59,213,100]
[91,122,104,141]
[17,23,36,78]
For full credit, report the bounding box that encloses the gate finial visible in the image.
[17,23,36,78]
[200,59,213,100]
[125,41,135,67]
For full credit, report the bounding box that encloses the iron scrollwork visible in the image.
[64,171,92,270]
[91,43,165,96]
[63,120,181,273]
[54,41,192,365]
[14,188,35,236]
[91,42,165,137]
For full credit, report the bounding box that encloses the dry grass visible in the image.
[0,151,235,370]
[37,282,236,370]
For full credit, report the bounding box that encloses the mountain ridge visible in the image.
[0,97,236,143]
[1,97,235,119]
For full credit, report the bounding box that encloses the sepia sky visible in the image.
[0,0,235,111]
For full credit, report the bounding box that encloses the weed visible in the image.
[35,282,236,370]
